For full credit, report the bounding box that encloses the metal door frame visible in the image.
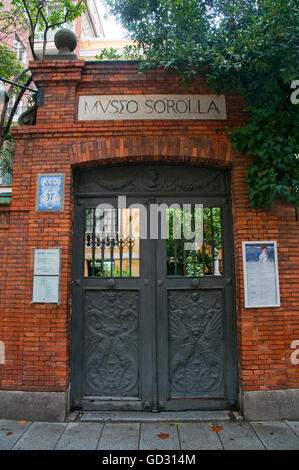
[155,196,237,410]
[70,163,238,411]
[71,196,155,411]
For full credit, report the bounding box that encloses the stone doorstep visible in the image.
[74,410,243,423]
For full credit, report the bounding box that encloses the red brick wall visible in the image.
[0,60,298,396]
[231,156,299,391]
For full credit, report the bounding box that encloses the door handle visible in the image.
[107,279,116,288]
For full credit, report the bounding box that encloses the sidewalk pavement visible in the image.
[1,411,299,450]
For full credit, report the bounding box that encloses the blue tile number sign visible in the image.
[36,174,65,211]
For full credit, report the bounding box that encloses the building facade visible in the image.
[0,0,104,129]
[1,0,104,187]
[0,57,298,421]
[1,0,104,60]
[34,0,105,58]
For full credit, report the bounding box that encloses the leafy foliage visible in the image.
[103,0,299,209]
[2,0,87,59]
[0,45,23,79]
[96,44,143,60]
[167,207,222,276]
[0,131,14,178]
[0,0,87,181]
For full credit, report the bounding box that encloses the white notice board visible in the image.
[242,241,280,308]
[32,248,61,304]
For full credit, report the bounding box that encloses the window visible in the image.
[7,93,32,122]
[13,34,27,65]
[0,172,12,186]
[81,13,95,38]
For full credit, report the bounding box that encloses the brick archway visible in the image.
[69,135,233,168]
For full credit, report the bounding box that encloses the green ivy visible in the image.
[229,84,299,209]
[0,45,23,80]
[102,0,299,210]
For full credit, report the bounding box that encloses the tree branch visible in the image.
[7,68,30,97]
[20,0,39,60]
[49,0,86,30]
[0,102,8,142]
[0,75,33,155]
[37,5,49,59]
[5,75,33,135]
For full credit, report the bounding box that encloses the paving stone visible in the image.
[286,421,299,438]
[81,410,231,423]
[4,417,299,451]
[139,423,180,450]
[216,422,265,450]
[178,422,222,450]
[98,423,140,450]
[12,422,67,450]
[251,422,299,450]
[0,419,32,450]
[55,422,103,450]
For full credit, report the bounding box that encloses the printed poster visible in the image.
[242,241,280,308]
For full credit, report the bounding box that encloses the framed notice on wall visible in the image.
[32,248,61,304]
[242,241,280,308]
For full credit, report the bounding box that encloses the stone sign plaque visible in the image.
[78,94,227,121]
[32,275,59,304]
[34,249,60,276]
[32,248,61,303]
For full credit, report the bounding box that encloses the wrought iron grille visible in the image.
[166,207,223,277]
[84,207,139,277]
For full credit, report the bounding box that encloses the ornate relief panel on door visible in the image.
[83,290,139,398]
[168,289,224,398]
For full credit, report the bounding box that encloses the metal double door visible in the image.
[71,165,238,411]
